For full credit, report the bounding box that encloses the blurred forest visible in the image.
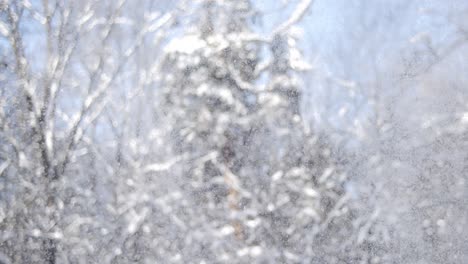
[0,0,467,263]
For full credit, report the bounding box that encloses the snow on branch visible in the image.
[272,0,314,37]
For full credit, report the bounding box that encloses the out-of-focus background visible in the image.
[0,0,467,263]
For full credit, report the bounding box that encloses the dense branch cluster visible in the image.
[0,0,466,263]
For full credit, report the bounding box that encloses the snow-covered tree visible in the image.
[156,0,388,262]
[0,0,178,263]
[303,1,468,262]
[3,0,463,263]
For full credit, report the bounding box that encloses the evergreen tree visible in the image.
[159,0,388,262]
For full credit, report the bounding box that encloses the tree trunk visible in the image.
[43,238,56,264]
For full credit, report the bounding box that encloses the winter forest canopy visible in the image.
[0,0,467,263]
